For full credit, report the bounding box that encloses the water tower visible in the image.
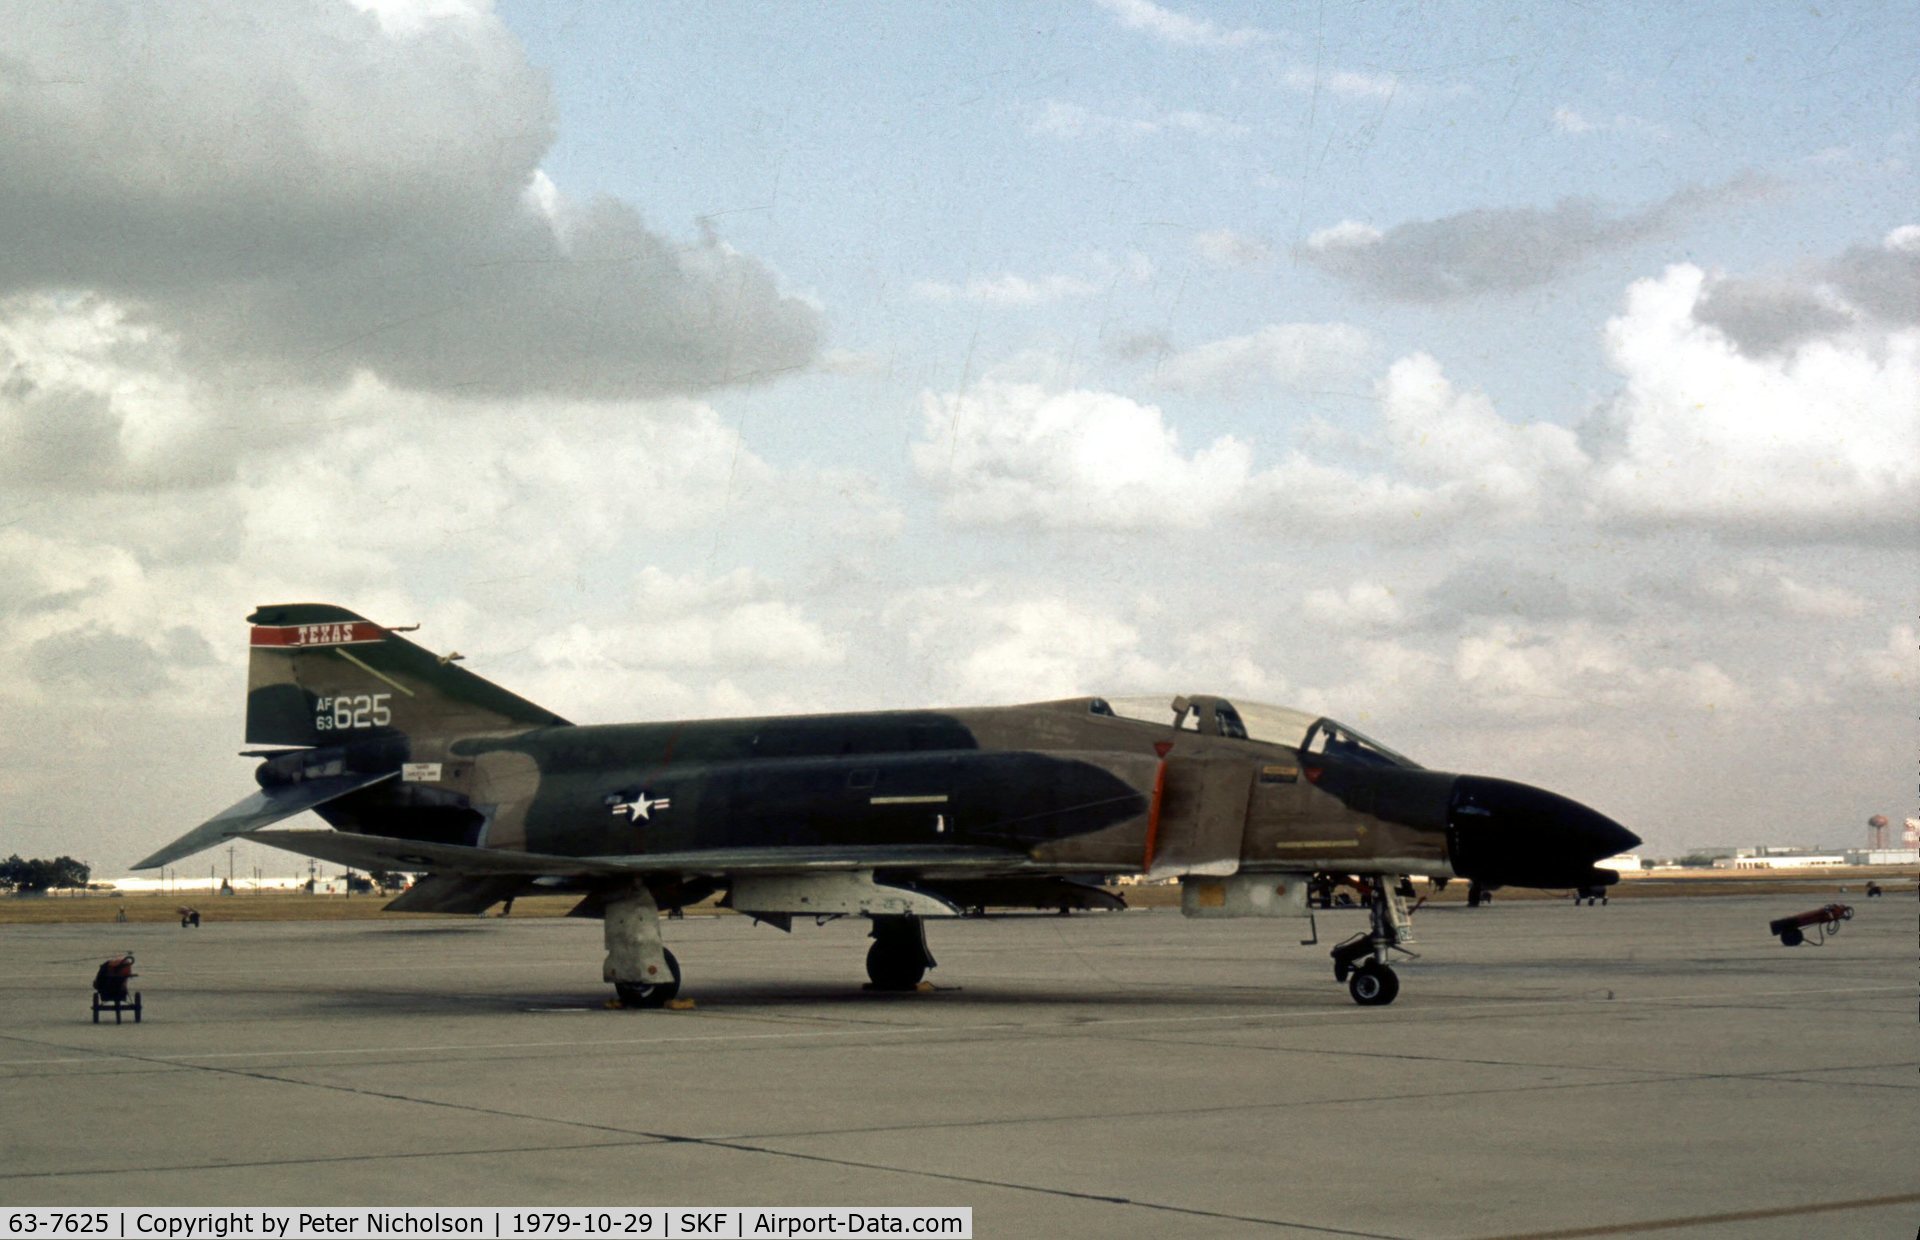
[1868,814,1890,849]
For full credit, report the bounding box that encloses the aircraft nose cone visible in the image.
[1446,775,1639,888]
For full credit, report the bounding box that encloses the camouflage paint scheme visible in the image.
[138,604,1638,1006]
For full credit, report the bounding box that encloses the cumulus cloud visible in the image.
[1824,228,1920,324]
[1283,67,1400,101]
[1695,564,1871,620]
[884,586,1161,704]
[1193,229,1274,268]
[911,379,1254,529]
[1551,107,1668,140]
[0,297,238,492]
[1028,100,1250,141]
[1583,264,1918,542]
[1694,226,1919,353]
[1422,561,1591,627]
[913,354,1584,535]
[1376,354,1586,504]
[25,626,199,696]
[1104,330,1175,363]
[0,320,899,663]
[1092,0,1275,50]
[1824,624,1915,701]
[532,568,842,678]
[1300,176,1773,301]
[1452,622,1747,722]
[0,0,818,398]
[1300,583,1405,630]
[912,272,1101,305]
[1693,278,1854,355]
[1153,323,1374,394]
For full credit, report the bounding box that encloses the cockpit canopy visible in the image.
[1093,694,1420,769]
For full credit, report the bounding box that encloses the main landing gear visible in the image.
[1328,876,1416,1006]
[603,883,682,1008]
[601,891,940,1007]
[866,914,936,991]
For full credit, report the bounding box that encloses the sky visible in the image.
[1,0,1914,879]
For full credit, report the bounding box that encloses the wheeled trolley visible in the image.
[91,954,142,1023]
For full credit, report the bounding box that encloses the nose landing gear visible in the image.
[1329,876,1416,1006]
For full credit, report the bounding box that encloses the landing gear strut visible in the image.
[866,914,936,991]
[604,882,682,1008]
[1329,876,1415,1006]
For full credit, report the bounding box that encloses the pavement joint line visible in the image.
[1105,1035,1703,1078]
[0,1033,1411,1237]
[0,1138,669,1183]
[6,909,1912,1229]
[643,1135,1415,1239]
[714,1055,1920,1143]
[1104,1036,1920,1089]
[1469,1189,1920,1238]
[16,1021,1860,1198]
[710,1073,1755,1145]
[0,1031,1702,1153]
[2,981,1910,1068]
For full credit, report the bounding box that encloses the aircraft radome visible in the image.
[138,604,1639,1007]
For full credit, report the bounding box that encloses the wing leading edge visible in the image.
[234,827,1013,880]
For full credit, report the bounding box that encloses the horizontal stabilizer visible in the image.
[133,772,397,870]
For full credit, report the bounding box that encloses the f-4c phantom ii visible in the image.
[138,604,1639,1007]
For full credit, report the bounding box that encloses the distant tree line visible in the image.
[1,855,92,893]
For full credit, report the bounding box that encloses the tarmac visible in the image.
[1,894,1914,1238]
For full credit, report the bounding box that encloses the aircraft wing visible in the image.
[239,828,1013,880]
[133,772,399,870]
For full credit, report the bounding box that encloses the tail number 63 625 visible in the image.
[315,693,392,731]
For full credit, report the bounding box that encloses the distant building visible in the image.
[1845,849,1920,866]
[1602,853,1643,872]
[1713,854,1846,869]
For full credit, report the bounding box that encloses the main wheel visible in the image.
[1348,962,1400,1006]
[614,949,681,1008]
[866,938,926,991]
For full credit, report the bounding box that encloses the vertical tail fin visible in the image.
[245,603,568,747]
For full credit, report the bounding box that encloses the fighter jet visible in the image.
[137,604,1638,1007]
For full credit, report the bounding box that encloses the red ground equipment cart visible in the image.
[1768,903,1852,947]
[91,954,142,1023]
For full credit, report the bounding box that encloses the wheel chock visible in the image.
[665,998,697,1011]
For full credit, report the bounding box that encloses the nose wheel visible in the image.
[1347,962,1398,1005]
[1329,876,1416,1006]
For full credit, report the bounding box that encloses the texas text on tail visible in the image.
[138,604,1639,1007]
